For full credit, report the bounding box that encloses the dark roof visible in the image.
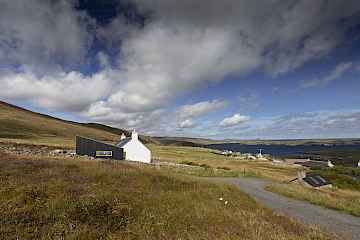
[116,138,131,148]
[303,173,330,187]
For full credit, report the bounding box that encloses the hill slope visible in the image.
[84,123,159,144]
[0,101,155,147]
[0,152,335,240]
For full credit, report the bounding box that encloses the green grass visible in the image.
[171,161,262,178]
[149,144,301,181]
[0,152,334,240]
[0,133,34,139]
[310,166,360,191]
[266,183,360,217]
[164,165,257,178]
[310,149,360,164]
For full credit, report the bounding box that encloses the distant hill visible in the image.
[83,123,159,144]
[153,137,203,147]
[0,101,157,147]
[153,136,228,146]
[3,100,357,149]
[154,136,360,148]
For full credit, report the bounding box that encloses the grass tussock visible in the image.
[165,163,261,178]
[266,183,360,217]
[0,152,334,240]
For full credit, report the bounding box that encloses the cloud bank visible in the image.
[0,0,360,136]
[242,110,360,139]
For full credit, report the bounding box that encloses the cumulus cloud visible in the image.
[232,110,360,139]
[0,0,106,113]
[0,69,113,112]
[220,114,250,127]
[1,0,360,136]
[300,62,354,88]
[132,0,360,76]
[0,0,92,72]
[177,100,227,119]
[178,119,196,129]
[95,0,359,133]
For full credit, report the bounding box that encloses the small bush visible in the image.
[180,161,211,169]
[216,166,231,171]
[180,161,198,166]
[199,163,211,169]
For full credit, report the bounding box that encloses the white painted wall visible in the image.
[116,130,152,163]
[122,139,151,163]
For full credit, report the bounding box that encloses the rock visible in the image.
[52,149,64,154]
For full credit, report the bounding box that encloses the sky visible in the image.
[1,0,360,139]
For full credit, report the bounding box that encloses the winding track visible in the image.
[209,177,360,240]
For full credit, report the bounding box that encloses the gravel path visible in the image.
[209,177,360,240]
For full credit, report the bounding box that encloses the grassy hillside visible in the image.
[154,136,360,147]
[0,101,120,147]
[149,144,301,181]
[153,137,204,147]
[220,139,360,145]
[84,123,159,144]
[0,152,334,240]
[0,101,158,147]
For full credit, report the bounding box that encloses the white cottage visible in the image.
[117,130,151,163]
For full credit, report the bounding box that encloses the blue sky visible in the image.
[1,0,360,139]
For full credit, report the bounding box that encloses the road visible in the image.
[209,177,360,240]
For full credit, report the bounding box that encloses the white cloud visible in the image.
[0,0,92,72]
[0,0,360,136]
[220,114,250,127]
[0,69,113,112]
[132,0,360,77]
[89,0,360,134]
[177,100,227,119]
[178,119,196,129]
[301,62,354,88]
[238,110,360,139]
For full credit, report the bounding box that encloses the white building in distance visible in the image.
[116,130,151,163]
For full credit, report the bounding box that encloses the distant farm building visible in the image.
[302,173,331,188]
[75,130,151,163]
[116,130,151,163]
[297,171,331,188]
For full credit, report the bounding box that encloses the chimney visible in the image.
[120,133,126,140]
[131,129,138,140]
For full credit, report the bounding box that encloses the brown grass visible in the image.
[0,102,119,148]
[149,144,301,181]
[0,152,335,240]
[266,182,360,217]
